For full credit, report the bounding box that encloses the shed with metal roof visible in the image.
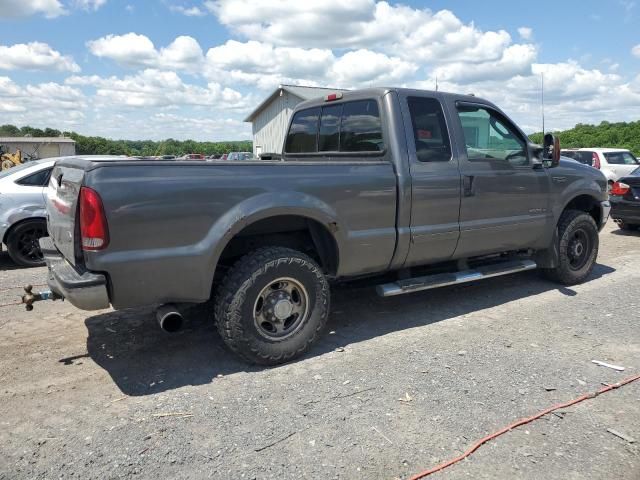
[0,137,76,160]
[244,85,346,158]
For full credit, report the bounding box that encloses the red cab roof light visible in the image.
[325,92,343,102]
[79,186,109,251]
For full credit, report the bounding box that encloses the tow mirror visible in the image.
[543,133,561,167]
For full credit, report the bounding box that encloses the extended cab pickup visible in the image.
[38,88,610,365]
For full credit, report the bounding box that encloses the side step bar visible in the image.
[376,259,537,297]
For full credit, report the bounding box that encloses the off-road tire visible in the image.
[543,209,598,285]
[6,219,47,267]
[214,247,330,365]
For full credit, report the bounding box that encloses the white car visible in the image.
[561,148,639,184]
[0,159,56,266]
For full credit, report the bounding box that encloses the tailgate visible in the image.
[46,163,85,265]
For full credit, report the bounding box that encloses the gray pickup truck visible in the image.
[33,88,610,365]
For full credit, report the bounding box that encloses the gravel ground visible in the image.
[0,221,638,480]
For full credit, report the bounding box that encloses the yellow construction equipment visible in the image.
[1,149,22,171]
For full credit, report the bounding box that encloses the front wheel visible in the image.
[214,247,330,365]
[616,220,637,231]
[542,210,598,285]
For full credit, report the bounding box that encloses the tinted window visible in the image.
[578,151,595,166]
[318,104,343,152]
[604,152,639,165]
[285,107,320,153]
[16,167,52,187]
[340,100,383,152]
[408,97,451,162]
[457,106,527,166]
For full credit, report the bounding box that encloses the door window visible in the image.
[457,106,528,166]
[407,97,451,162]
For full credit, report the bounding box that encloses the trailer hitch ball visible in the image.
[22,285,60,311]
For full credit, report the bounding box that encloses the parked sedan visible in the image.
[1,156,128,267]
[0,159,55,266]
[610,167,640,230]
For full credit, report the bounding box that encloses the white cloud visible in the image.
[0,76,85,128]
[0,42,80,72]
[208,0,517,66]
[73,0,107,10]
[632,44,640,58]
[331,49,417,86]
[66,69,248,109]
[518,27,533,40]
[170,5,206,16]
[87,33,204,70]
[0,0,66,18]
[432,44,536,84]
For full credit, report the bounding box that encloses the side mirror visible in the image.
[543,133,561,168]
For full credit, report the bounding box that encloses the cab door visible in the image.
[400,94,462,267]
[450,102,551,257]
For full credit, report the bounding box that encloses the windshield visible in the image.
[0,159,49,180]
[603,151,639,165]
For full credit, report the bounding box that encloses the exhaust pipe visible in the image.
[156,304,184,333]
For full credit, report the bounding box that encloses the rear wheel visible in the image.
[543,210,598,285]
[214,247,330,365]
[6,219,48,267]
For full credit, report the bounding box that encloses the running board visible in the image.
[376,259,537,297]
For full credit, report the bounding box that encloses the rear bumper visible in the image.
[40,237,110,311]
[610,198,640,224]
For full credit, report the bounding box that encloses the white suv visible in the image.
[561,148,639,184]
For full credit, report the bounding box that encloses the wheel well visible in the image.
[215,215,339,279]
[563,195,601,226]
[3,217,46,244]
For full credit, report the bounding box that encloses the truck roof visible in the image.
[294,87,490,111]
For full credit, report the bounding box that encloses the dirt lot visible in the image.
[0,221,638,480]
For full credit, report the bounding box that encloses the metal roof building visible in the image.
[0,137,76,160]
[244,85,347,158]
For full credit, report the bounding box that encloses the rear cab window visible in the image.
[284,99,384,155]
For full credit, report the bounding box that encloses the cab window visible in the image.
[457,105,528,166]
[407,97,451,162]
[16,168,53,187]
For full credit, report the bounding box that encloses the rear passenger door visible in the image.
[399,94,462,266]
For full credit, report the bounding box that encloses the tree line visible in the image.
[0,124,252,156]
[529,120,640,156]
[2,120,639,157]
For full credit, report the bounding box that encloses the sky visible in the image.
[0,0,639,141]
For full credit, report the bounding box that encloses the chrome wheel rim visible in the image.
[253,277,309,340]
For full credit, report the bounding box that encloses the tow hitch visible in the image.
[21,285,62,311]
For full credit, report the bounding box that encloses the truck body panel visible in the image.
[41,88,609,311]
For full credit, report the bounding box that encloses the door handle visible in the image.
[463,175,475,197]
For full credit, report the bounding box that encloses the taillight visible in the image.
[611,181,630,196]
[592,152,601,169]
[79,186,109,251]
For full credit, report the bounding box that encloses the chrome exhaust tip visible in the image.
[156,304,184,333]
